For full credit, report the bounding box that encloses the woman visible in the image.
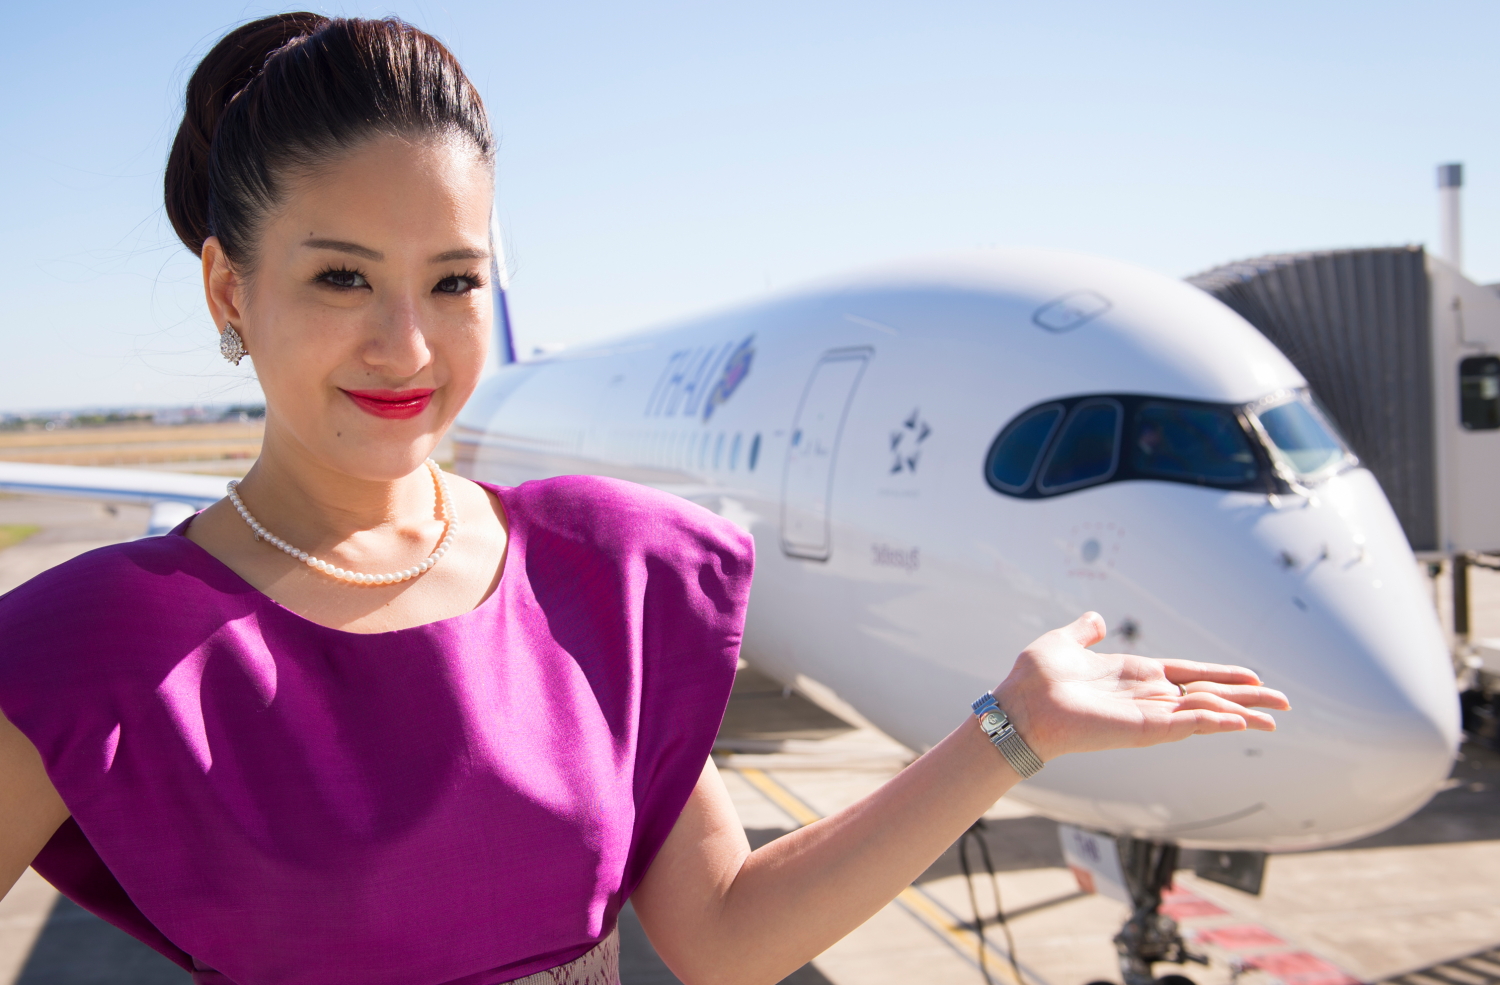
[0,14,1287,985]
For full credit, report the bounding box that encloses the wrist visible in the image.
[962,711,1021,782]
[991,682,1048,761]
[972,691,1045,779]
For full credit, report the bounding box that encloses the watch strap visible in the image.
[972,693,1045,778]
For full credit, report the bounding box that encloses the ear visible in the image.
[202,237,247,338]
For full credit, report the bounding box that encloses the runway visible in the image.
[0,492,1496,985]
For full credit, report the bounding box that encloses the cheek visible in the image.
[439,308,490,373]
[463,318,490,360]
[252,306,355,394]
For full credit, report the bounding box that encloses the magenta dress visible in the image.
[0,476,753,985]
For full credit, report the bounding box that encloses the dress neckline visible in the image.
[168,479,515,639]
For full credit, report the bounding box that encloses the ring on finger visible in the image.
[1177,683,1187,697]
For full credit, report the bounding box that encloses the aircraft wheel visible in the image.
[1156,975,1197,985]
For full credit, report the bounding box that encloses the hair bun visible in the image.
[165,12,328,256]
[165,14,491,266]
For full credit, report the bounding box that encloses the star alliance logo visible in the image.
[890,409,930,474]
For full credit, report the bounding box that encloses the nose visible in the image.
[364,295,433,379]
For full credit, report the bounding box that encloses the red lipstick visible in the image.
[342,388,435,420]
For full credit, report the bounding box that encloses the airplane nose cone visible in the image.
[1238,469,1459,845]
[1019,469,1460,851]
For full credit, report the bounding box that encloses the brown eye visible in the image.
[435,274,480,295]
[318,268,369,290]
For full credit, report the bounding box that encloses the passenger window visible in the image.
[1038,399,1121,493]
[1132,402,1257,486]
[1255,398,1344,478]
[1460,355,1500,430]
[986,404,1064,493]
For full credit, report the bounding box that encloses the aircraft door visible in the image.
[781,348,871,560]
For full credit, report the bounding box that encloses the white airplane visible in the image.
[0,245,1461,984]
[453,246,1460,979]
[456,246,1458,845]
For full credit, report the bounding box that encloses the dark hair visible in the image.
[165,13,493,263]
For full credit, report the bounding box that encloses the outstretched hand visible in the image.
[993,613,1290,763]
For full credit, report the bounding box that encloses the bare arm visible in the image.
[0,711,68,900]
[631,613,1290,985]
[635,703,1020,985]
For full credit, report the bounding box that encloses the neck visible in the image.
[235,417,442,544]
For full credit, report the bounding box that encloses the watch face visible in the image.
[981,711,1005,731]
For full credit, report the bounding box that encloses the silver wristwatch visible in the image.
[972,693,1045,779]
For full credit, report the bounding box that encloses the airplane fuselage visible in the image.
[455,249,1460,851]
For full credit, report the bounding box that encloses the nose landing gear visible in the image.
[1113,839,1207,985]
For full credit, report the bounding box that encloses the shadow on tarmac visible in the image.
[14,898,835,985]
[15,896,187,985]
[1332,741,1500,851]
[717,666,855,744]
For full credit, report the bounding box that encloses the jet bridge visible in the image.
[1189,246,1500,745]
[1189,246,1500,559]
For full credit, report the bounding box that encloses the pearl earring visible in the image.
[220,323,247,366]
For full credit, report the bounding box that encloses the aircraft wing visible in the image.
[0,462,228,535]
[0,462,226,508]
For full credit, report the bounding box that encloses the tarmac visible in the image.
[1,492,1497,985]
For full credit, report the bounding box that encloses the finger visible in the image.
[1174,691,1279,731]
[1061,611,1106,648]
[1182,682,1290,711]
[1168,708,1256,740]
[1159,658,1263,687]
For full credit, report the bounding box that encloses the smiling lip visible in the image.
[342,388,435,420]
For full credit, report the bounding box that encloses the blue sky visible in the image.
[2,1,1497,412]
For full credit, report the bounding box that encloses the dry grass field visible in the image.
[0,421,455,477]
[0,422,263,476]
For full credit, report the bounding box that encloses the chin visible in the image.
[321,439,442,482]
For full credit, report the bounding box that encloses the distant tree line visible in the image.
[0,405,266,431]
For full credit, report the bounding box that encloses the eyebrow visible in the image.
[301,239,491,264]
[430,247,491,263]
[303,239,383,261]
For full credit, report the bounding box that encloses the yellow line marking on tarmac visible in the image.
[736,767,821,825]
[730,765,1031,985]
[892,886,1026,985]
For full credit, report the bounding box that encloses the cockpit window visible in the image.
[1132,402,1257,486]
[986,404,1063,492]
[985,388,1355,499]
[1038,399,1122,493]
[1253,396,1348,480]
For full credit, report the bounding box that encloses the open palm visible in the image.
[994,613,1290,763]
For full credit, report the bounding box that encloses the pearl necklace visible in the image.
[225,459,457,586]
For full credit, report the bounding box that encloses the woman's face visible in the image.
[207,133,493,482]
